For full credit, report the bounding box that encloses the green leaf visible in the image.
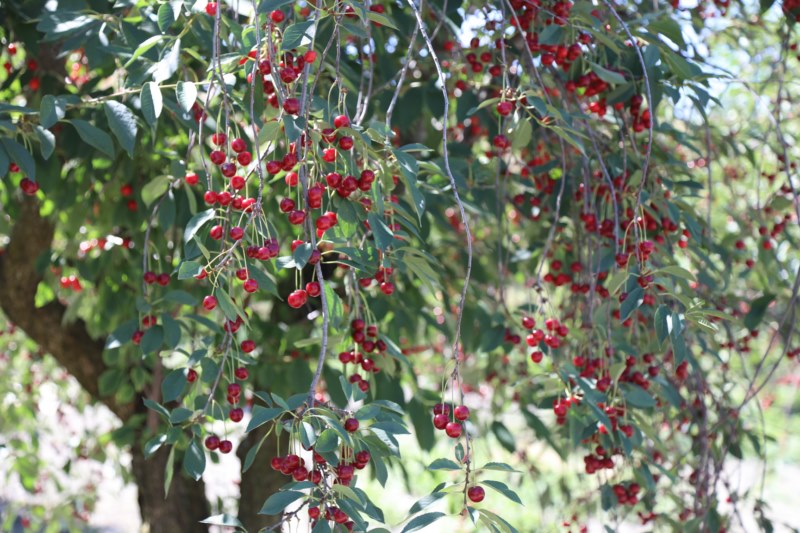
[140,326,164,354]
[104,101,138,157]
[178,260,203,279]
[124,35,164,67]
[1,138,36,179]
[142,175,172,206]
[99,368,124,396]
[184,209,216,243]
[34,125,55,159]
[183,439,206,481]
[163,446,175,496]
[366,11,399,30]
[144,434,167,458]
[141,82,163,127]
[169,407,193,424]
[589,62,626,84]
[71,119,115,157]
[292,242,313,269]
[656,265,696,282]
[216,289,241,322]
[259,490,304,515]
[622,384,656,408]
[158,1,181,32]
[143,399,170,420]
[408,490,446,515]
[368,213,394,251]
[161,369,187,403]
[654,305,669,345]
[402,512,446,533]
[428,458,461,471]
[314,428,339,453]
[176,81,197,113]
[482,480,523,505]
[620,287,644,321]
[199,514,244,530]
[40,95,66,128]
[246,406,283,433]
[511,119,532,151]
[246,264,279,296]
[163,290,196,306]
[479,462,519,473]
[491,421,516,452]
[281,21,315,51]
[257,0,294,13]
[744,293,775,330]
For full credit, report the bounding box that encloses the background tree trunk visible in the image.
[131,445,210,533]
[236,426,287,531]
[0,197,218,531]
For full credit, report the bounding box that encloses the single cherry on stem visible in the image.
[467,485,486,503]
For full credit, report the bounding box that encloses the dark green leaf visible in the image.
[246,406,283,433]
[281,21,315,51]
[314,428,339,453]
[34,126,55,159]
[104,101,138,157]
[161,368,187,403]
[620,287,644,321]
[622,384,656,408]
[40,95,66,128]
[368,213,394,251]
[71,119,115,158]
[141,82,162,127]
[140,326,164,354]
[744,293,775,330]
[183,439,206,481]
[428,458,461,471]
[402,512,446,533]
[259,490,304,515]
[491,421,516,452]
[482,480,523,505]
[184,209,216,243]
[1,138,36,179]
[176,81,197,113]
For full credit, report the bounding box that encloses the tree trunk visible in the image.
[236,426,287,531]
[0,197,215,531]
[131,444,210,533]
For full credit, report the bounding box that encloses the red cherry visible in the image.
[339,136,354,150]
[210,150,226,165]
[454,405,470,421]
[205,436,221,450]
[187,369,198,383]
[218,440,233,454]
[205,2,217,16]
[283,97,300,115]
[287,289,308,308]
[241,340,255,353]
[243,278,259,293]
[203,190,218,205]
[292,466,308,481]
[288,210,306,225]
[234,367,249,380]
[333,115,350,129]
[185,172,199,185]
[231,138,246,153]
[497,101,513,116]
[445,422,462,438]
[229,226,244,240]
[270,9,285,23]
[467,486,485,503]
[209,225,223,240]
[156,273,170,286]
[344,417,360,433]
[230,408,244,422]
[306,281,321,297]
[433,414,448,430]
[237,151,252,166]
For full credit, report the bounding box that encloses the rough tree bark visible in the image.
[0,197,212,532]
[236,426,287,531]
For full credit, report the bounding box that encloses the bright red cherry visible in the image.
[234,367,249,380]
[205,2,217,16]
[467,486,485,503]
[454,405,470,421]
[185,172,199,185]
[445,421,462,438]
[203,295,217,311]
[231,138,246,153]
[270,9,285,23]
[243,278,258,293]
[218,440,233,454]
[287,289,308,308]
[241,340,255,353]
[497,100,513,116]
[333,115,350,129]
[204,435,220,450]
[283,97,300,115]
[229,408,244,422]
[344,417,359,433]
[433,414,448,430]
